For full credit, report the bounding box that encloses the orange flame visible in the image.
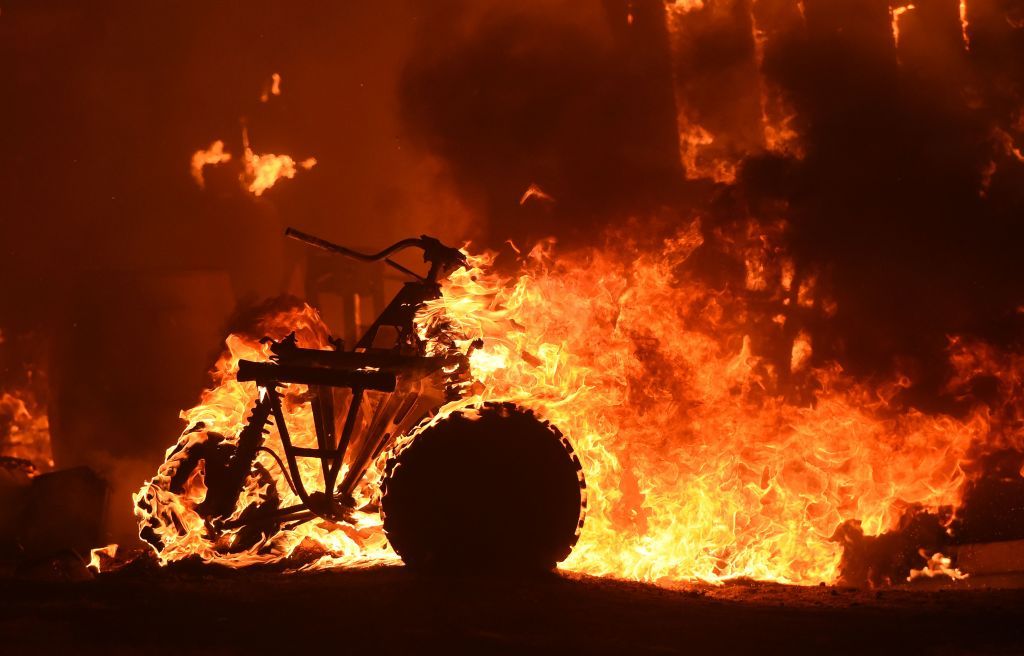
[520,183,555,205]
[260,72,282,103]
[667,0,705,13]
[241,128,317,197]
[88,544,118,573]
[891,5,915,50]
[190,140,232,188]
[134,305,394,568]
[959,1,970,50]
[0,390,53,470]
[908,551,967,582]
[415,226,992,583]
[750,4,803,158]
[136,220,1022,584]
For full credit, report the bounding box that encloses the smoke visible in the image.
[4,0,1024,546]
[399,0,686,245]
[399,0,1024,394]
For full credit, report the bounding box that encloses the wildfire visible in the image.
[416,225,992,584]
[190,75,316,197]
[666,0,804,183]
[908,551,967,582]
[260,72,282,103]
[131,216,1022,585]
[891,4,915,50]
[959,1,970,50]
[519,183,555,205]
[189,133,316,197]
[0,390,53,471]
[241,129,317,197]
[677,122,736,184]
[190,140,232,188]
[668,0,705,13]
[749,4,803,159]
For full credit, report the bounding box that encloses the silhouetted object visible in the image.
[955,449,1024,544]
[0,457,34,559]
[833,511,949,587]
[139,229,587,569]
[0,463,107,567]
[381,402,585,571]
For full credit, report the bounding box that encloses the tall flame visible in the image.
[891,4,915,50]
[136,220,1021,585]
[416,224,994,583]
[959,1,970,50]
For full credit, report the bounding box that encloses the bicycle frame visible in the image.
[209,229,468,535]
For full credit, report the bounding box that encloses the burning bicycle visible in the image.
[136,228,586,570]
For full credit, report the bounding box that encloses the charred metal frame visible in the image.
[209,229,467,535]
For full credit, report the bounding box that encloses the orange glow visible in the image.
[749,6,802,158]
[135,219,1024,585]
[667,0,704,13]
[191,77,315,196]
[981,127,1024,195]
[666,1,803,183]
[260,72,282,102]
[520,183,555,205]
[414,227,992,583]
[891,5,915,49]
[908,551,967,582]
[134,305,395,568]
[959,1,970,50]
[241,129,317,197]
[790,331,812,372]
[88,544,118,573]
[0,390,53,470]
[677,122,736,184]
[190,140,232,188]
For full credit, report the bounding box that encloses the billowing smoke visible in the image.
[399,0,1024,394]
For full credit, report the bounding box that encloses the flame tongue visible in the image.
[413,223,1002,584]
[135,223,1017,584]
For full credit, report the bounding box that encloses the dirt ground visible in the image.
[0,563,1022,655]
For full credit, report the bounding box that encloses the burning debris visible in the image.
[890,4,915,49]
[133,230,584,573]
[0,391,52,472]
[908,551,967,582]
[240,128,317,197]
[7,0,1024,605]
[190,140,232,189]
[121,217,1024,586]
[191,131,317,198]
[190,75,316,197]
[260,72,282,103]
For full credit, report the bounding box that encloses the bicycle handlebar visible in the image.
[285,227,467,282]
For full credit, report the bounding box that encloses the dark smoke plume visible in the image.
[400,0,1024,396]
